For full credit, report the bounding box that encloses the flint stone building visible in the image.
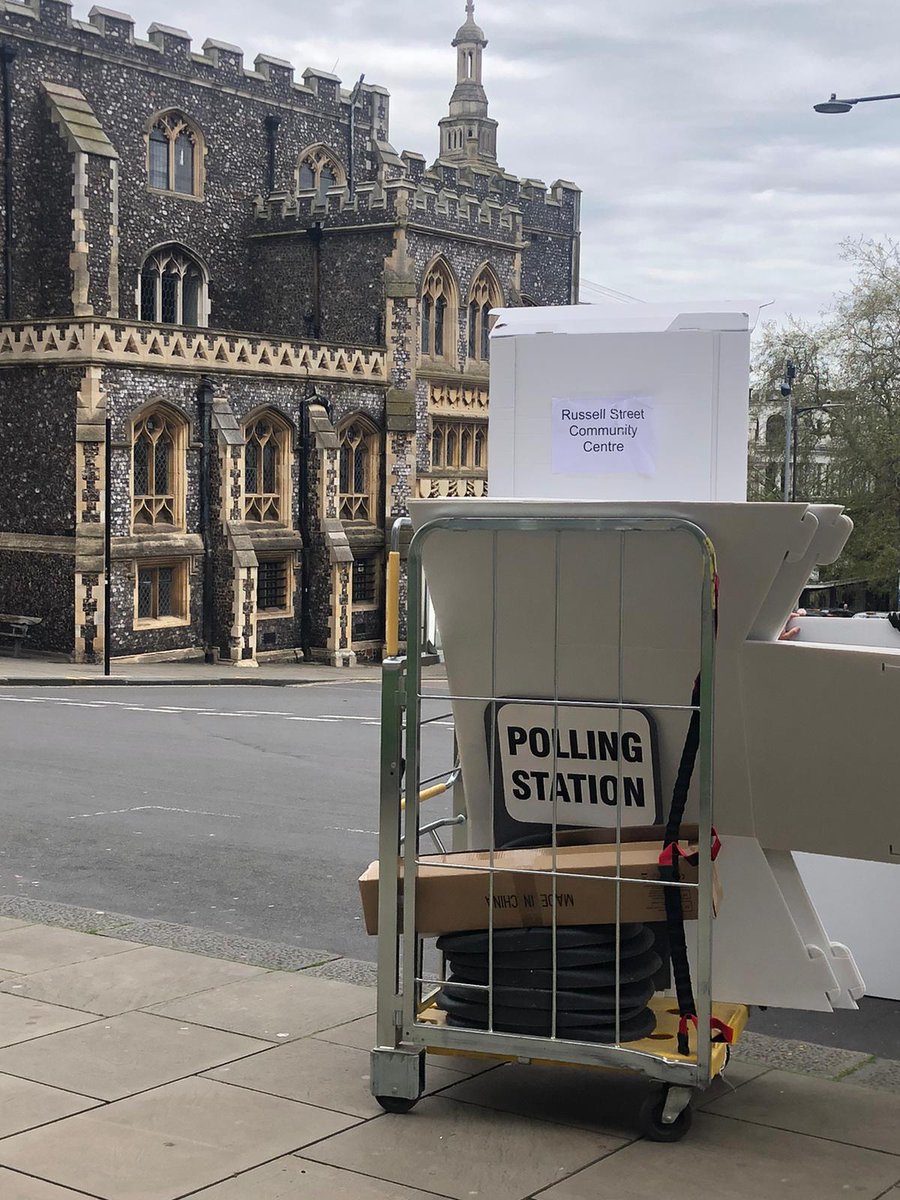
[0,0,580,665]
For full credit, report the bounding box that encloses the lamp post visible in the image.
[784,400,846,503]
[814,90,900,114]
[781,360,796,502]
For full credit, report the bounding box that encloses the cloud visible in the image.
[67,0,900,326]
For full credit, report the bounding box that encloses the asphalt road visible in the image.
[0,682,455,960]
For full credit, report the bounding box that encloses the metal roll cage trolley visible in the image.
[371,513,748,1142]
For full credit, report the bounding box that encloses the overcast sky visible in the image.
[78,0,900,326]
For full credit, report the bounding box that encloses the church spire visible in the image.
[438,1,499,167]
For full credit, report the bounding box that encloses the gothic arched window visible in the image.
[468,266,503,363]
[296,145,346,202]
[147,111,204,197]
[139,245,208,327]
[244,410,291,523]
[421,259,459,364]
[339,416,381,524]
[131,405,187,530]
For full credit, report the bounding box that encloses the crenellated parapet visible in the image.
[252,158,577,245]
[0,0,388,131]
[253,169,524,244]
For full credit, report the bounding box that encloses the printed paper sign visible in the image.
[551,398,655,475]
[496,703,661,829]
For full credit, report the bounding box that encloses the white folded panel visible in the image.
[793,855,900,1000]
[742,639,900,863]
[792,615,900,649]
[693,837,839,1012]
[749,505,852,641]
[764,850,864,1009]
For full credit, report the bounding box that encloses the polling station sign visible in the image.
[492,703,662,831]
[551,398,655,475]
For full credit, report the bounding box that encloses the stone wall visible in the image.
[0,549,74,653]
[0,0,580,663]
[0,3,383,329]
[249,228,394,346]
[109,555,202,657]
[0,367,78,535]
[98,365,385,658]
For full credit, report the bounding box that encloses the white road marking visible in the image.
[0,694,453,729]
[0,695,344,723]
[69,805,243,820]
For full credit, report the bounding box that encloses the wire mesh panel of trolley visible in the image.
[370,514,744,1141]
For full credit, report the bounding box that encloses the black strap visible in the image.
[663,676,701,1055]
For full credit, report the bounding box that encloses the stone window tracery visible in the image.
[147,111,204,197]
[244,411,291,523]
[296,145,346,202]
[139,245,208,327]
[430,418,487,472]
[421,259,458,363]
[339,416,381,524]
[468,267,503,362]
[131,406,187,530]
[134,559,189,627]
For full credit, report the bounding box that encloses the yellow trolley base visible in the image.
[417,996,750,1081]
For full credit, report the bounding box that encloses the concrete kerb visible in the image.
[0,674,378,687]
[0,660,448,687]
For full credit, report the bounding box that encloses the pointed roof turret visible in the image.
[454,1,486,47]
[439,1,500,168]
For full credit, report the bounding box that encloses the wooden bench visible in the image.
[0,614,42,657]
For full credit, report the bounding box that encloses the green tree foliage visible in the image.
[750,239,900,602]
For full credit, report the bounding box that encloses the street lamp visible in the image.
[778,359,846,502]
[787,404,825,502]
[784,399,846,503]
[814,90,900,114]
[780,359,796,502]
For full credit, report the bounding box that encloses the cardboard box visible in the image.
[359,840,720,937]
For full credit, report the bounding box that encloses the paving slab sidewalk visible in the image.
[0,917,895,1200]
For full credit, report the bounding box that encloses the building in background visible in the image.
[0,1,580,664]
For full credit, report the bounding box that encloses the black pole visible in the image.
[263,113,281,196]
[198,376,215,662]
[103,416,112,676]
[1,44,16,320]
[790,406,799,502]
[299,401,312,661]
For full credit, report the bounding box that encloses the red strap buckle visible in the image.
[659,828,722,868]
[677,1013,734,1045]
[711,1018,735,1044]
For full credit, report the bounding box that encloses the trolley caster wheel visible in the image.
[375,1094,420,1114]
[639,1089,694,1142]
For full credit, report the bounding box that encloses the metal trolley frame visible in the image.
[371,514,746,1141]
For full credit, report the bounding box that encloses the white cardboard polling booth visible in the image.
[487,303,754,502]
[409,302,900,1005]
